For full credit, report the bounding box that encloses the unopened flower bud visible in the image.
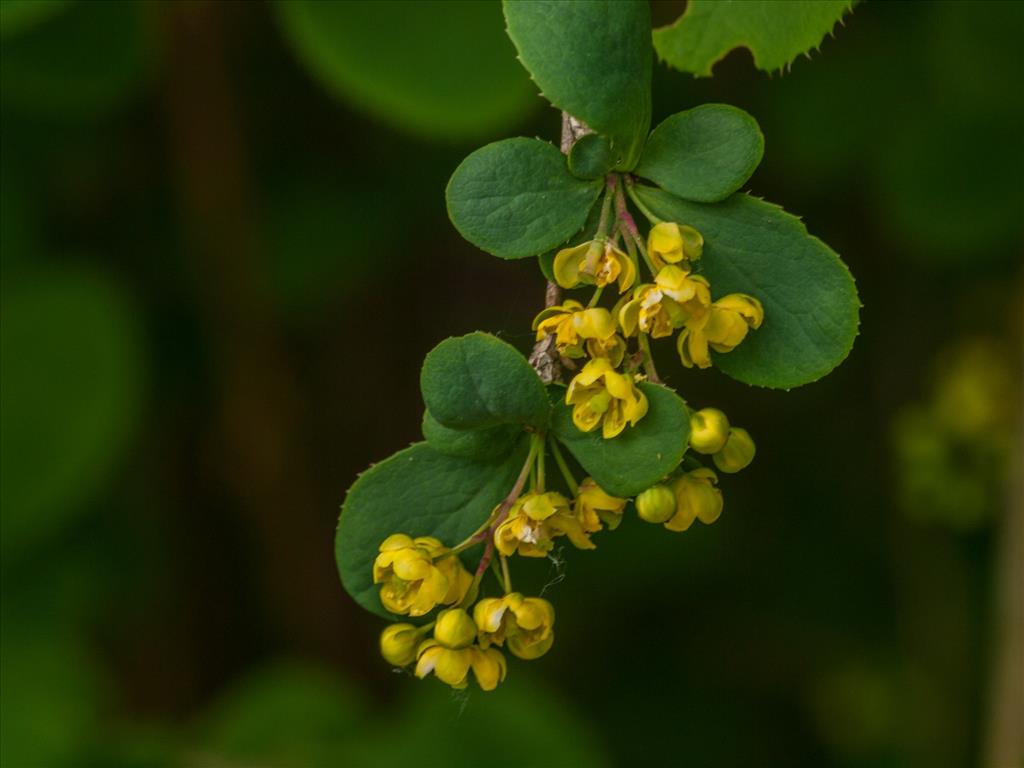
[380,623,420,667]
[689,408,731,454]
[713,427,756,473]
[635,484,677,524]
[434,608,477,649]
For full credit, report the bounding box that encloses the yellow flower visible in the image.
[380,623,422,667]
[635,483,677,524]
[372,534,471,617]
[647,222,704,271]
[677,293,764,369]
[574,477,627,533]
[553,239,637,293]
[689,407,731,454]
[585,333,627,367]
[713,427,756,473]
[565,358,649,439]
[532,300,616,358]
[494,491,594,557]
[474,593,555,660]
[618,266,711,339]
[665,469,723,532]
[415,610,507,691]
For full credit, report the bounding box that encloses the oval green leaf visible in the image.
[422,411,518,460]
[632,185,860,389]
[447,138,602,259]
[274,0,537,139]
[1,268,145,558]
[654,0,854,77]
[421,332,550,430]
[568,133,615,180]
[635,104,764,203]
[504,0,652,170]
[0,0,152,120]
[551,382,690,498]
[336,441,526,618]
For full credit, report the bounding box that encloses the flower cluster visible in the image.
[369,178,763,692]
[374,437,632,690]
[541,192,764,441]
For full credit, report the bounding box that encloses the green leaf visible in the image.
[446,138,601,259]
[336,441,526,618]
[568,133,615,180]
[504,0,652,170]
[632,185,860,389]
[551,383,690,498]
[421,411,518,461]
[1,267,146,558]
[274,0,537,139]
[635,104,765,203]
[420,332,550,430]
[0,0,152,120]
[0,0,70,39]
[654,0,854,77]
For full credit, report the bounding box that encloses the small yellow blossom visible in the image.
[689,407,731,454]
[494,491,594,557]
[585,333,627,367]
[415,608,507,691]
[666,469,723,532]
[565,358,649,438]
[372,534,471,617]
[474,593,555,660]
[380,623,422,667]
[553,239,637,293]
[618,266,711,339]
[635,483,677,524]
[713,427,756,473]
[647,222,704,271]
[574,477,627,533]
[532,300,616,358]
[677,293,764,369]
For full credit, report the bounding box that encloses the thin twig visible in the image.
[530,112,590,383]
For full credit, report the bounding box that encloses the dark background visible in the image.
[1,1,1021,766]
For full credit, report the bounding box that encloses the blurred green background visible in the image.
[1,1,1021,766]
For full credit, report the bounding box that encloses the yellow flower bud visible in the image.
[635,484,677,524]
[689,407,731,454]
[666,469,723,531]
[713,427,756,473]
[648,222,704,271]
[433,608,477,649]
[379,623,421,667]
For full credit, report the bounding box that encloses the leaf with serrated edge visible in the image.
[336,440,527,619]
[632,185,860,389]
[635,104,764,203]
[654,0,854,77]
[447,138,602,259]
[421,332,550,430]
[551,382,689,498]
[504,0,652,170]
